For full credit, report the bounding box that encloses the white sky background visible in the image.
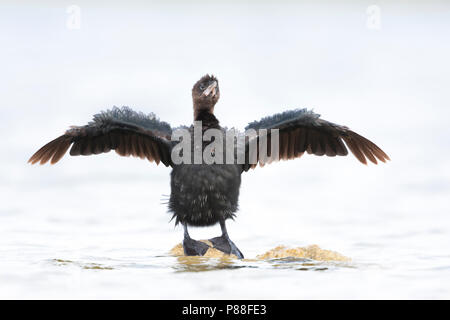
[0,1,449,298]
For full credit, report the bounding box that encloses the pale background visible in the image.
[1,0,449,299]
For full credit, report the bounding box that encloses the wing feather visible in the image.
[29,106,173,167]
[243,108,389,171]
[341,135,367,164]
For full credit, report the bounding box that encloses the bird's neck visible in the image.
[194,101,215,120]
[194,108,219,128]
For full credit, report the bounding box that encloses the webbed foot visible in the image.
[209,235,244,259]
[182,238,210,256]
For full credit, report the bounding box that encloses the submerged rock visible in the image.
[170,242,350,262]
[256,245,350,262]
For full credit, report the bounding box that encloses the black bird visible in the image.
[29,74,389,259]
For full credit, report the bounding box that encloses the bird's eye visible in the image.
[199,84,205,90]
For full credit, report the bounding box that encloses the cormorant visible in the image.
[28,74,389,259]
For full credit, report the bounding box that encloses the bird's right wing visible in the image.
[242,108,389,171]
[28,106,173,166]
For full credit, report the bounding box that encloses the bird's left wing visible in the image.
[28,106,173,166]
[242,108,389,172]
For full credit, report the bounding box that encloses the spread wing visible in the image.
[242,108,389,171]
[28,106,173,166]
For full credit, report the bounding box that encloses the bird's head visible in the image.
[192,74,220,117]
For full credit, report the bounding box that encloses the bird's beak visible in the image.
[202,81,218,97]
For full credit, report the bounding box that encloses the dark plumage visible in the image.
[29,74,389,259]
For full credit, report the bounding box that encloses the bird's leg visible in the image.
[209,220,244,259]
[182,223,210,256]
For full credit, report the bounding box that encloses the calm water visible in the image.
[1,1,450,299]
[1,151,449,299]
